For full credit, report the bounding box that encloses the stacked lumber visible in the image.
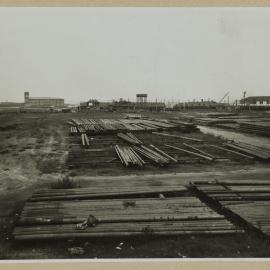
[226,142,270,161]
[13,186,243,240]
[117,133,143,145]
[239,122,270,137]
[192,179,270,238]
[114,145,145,167]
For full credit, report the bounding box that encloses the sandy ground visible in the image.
[0,111,269,259]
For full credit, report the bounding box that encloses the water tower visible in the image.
[136,94,147,103]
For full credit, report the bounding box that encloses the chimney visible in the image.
[24,92,29,103]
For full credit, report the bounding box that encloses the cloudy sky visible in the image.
[0,7,270,104]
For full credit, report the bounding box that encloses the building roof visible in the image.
[244,96,270,100]
[29,97,64,100]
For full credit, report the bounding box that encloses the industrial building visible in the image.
[24,92,64,107]
[79,94,165,112]
[173,100,228,110]
[240,96,270,106]
[111,100,165,111]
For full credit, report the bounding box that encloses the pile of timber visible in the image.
[13,185,243,240]
[133,145,175,166]
[226,142,270,161]
[81,133,90,146]
[191,179,270,239]
[117,133,143,145]
[114,145,145,167]
[239,122,270,137]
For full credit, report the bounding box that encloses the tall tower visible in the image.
[24,92,30,103]
[136,94,148,103]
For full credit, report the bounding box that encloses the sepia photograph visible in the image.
[0,5,270,261]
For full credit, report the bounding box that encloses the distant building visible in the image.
[24,92,64,107]
[174,100,227,110]
[111,99,165,111]
[240,96,270,106]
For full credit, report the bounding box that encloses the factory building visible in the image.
[24,92,64,107]
[173,100,227,110]
[240,96,270,106]
[79,94,165,112]
[111,100,165,111]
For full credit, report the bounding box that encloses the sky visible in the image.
[0,7,270,104]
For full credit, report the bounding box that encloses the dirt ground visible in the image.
[0,111,270,259]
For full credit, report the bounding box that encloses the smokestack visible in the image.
[24,91,29,103]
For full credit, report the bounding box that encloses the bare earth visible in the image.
[0,111,270,259]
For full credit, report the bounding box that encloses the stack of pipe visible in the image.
[70,118,178,135]
[239,122,270,137]
[117,133,143,145]
[165,144,213,161]
[70,126,78,134]
[149,144,178,163]
[133,145,171,166]
[81,133,90,146]
[226,142,270,161]
[114,145,145,167]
